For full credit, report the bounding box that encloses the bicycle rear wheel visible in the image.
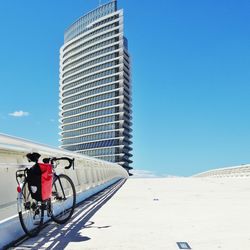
[18,181,44,237]
[51,174,76,224]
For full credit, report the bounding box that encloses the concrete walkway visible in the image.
[11,177,250,250]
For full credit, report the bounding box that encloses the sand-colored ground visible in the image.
[14,177,250,250]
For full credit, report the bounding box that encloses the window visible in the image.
[63,76,117,97]
[62,68,119,91]
[62,131,118,145]
[63,29,118,59]
[62,122,118,138]
[63,45,119,71]
[63,37,119,67]
[62,114,119,131]
[62,107,117,124]
[62,83,118,104]
[62,139,120,151]
[63,60,118,85]
[62,91,118,111]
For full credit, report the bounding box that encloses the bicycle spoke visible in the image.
[51,174,76,224]
[18,181,44,237]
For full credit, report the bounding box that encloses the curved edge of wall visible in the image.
[0,177,124,249]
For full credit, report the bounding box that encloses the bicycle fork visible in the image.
[53,176,67,201]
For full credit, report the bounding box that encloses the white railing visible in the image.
[0,133,128,248]
[193,164,250,178]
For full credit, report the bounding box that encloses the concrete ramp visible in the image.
[10,177,250,250]
[9,179,126,249]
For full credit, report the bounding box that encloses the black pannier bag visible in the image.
[27,163,53,201]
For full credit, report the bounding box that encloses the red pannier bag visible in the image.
[27,163,53,201]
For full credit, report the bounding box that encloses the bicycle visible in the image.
[16,152,76,237]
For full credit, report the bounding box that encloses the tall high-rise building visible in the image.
[59,0,132,173]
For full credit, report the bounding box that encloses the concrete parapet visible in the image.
[194,164,250,177]
[0,133,128,248]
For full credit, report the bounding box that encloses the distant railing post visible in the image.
[194,164,250,177]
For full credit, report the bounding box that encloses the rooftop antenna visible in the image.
[99,0,102,6]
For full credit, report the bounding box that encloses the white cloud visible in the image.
[130,169,160,178]
[130,169,180,178]
[9,110,29,117]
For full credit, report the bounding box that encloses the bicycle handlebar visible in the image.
[49,157,74,170]
[26,152,75,170]
[52,157,74,169]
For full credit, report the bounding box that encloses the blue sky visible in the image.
[0,0,249,176]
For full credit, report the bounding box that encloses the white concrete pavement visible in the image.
[11,177,250,250]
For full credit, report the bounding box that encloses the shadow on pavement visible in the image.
[11,179,126,250]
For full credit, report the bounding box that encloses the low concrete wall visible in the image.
[194,164,250,178]
[0,178,122,249]
[0,133,128,248]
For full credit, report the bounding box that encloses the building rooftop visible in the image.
[64,0,117,43]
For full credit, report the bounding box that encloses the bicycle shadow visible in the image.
[12,179,126,250]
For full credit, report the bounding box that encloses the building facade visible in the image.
[59,0,132,173]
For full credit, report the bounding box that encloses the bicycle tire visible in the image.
[18,181,44,237]
[51,174,76,224]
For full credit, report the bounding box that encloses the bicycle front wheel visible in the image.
[18,181,44,237]
[51,174,76,224]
